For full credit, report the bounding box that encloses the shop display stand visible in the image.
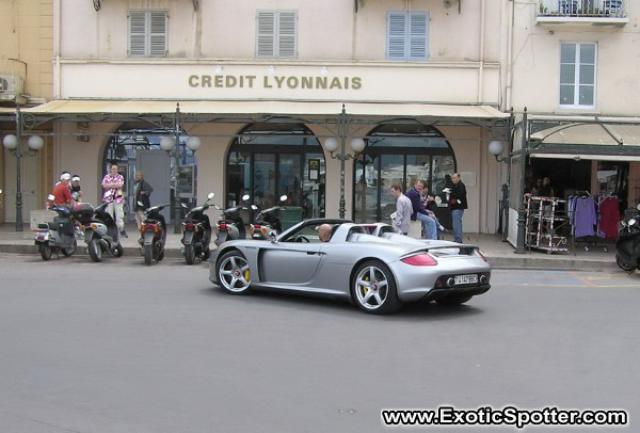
[525,195,569,254]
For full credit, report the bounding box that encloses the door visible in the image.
[3,148,41,223]
[136,150,171,222]
[261,224,324,285]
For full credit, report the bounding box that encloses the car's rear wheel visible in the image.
[436,294,472,306]
[217,251,252,294]
[351,260,401,314]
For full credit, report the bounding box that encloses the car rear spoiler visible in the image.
[403,244,480,258]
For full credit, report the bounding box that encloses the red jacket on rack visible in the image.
[599,197,620,240]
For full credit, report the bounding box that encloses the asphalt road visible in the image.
[0,253,638,433]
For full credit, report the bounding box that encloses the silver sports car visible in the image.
[209,219,491,314]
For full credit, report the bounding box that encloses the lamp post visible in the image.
[2,106,44,232]
[322,105,365,219]
[159,103,201,233]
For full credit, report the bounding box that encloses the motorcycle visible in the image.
[34,195,86,261]
[180,192,216,265]
[251,194,288,239]
[84,202,124,262]
[615,203,640,272]
[139,203,169,265]
[214,194,254,246]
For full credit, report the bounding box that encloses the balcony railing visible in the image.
[538,0,626,18]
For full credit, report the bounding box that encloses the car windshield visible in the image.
[281,223,338,243]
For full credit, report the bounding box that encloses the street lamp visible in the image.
[3,106,44,231]
[323,133,366,220]
[159,105,201,233]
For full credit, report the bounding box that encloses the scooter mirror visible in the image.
[47,194,55,201]
[279,194,288,202]
[629,218,637,226]
[181,203,188,208]
[637,203,640,211]
[137,201,144,207]
[268,230,278,243]
[207,192,215,200]
[251,205,258,210]
[242,194,250,202]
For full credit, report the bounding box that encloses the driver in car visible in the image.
[318,224,333,242]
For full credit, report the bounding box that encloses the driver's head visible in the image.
[318,224,333,242]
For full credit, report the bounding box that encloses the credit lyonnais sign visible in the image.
[188,74,362,91]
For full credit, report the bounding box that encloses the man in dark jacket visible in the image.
[449,173,468,243]
[405,180,438,240]
[134,171,153,230]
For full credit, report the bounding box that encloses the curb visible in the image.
[0,242,618,272]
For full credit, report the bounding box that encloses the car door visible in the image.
[261,242,323,285]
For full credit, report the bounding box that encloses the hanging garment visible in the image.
[573,196,597,238]
[598,197,620,240]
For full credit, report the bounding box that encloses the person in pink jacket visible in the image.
[101,163,127,238]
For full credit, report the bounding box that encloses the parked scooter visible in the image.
[34,194,86,261]
[180,192,216,265]
[214,194,253,246]
[615,203,640,272]
[251,194,288,239]
[139,203,169,265]
[84,202,124,262]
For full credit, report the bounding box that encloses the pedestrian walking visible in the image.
[134,171,154,230]
[102,163,127,238]
[406,180,438,239]
[449,173,468,243]
[390,184,412,235]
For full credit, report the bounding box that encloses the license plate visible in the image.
[454,274,478,285]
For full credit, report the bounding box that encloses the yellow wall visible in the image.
[0,0,53,99]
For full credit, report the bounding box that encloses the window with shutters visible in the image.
[559,42,597,108]
[128,11,168,57]
[256,11,297,58]
[386,11,429,61]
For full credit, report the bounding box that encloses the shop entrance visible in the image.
[226,123,325,218]
[352,123,456,224]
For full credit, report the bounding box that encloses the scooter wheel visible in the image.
[616,254,636,272]
[143,244,154,266]
[39,244,52,261]
[62,239,77,257]
[113,245,124,257]
[157,249,165,262]
[88,239,102,262]
[184,245,196,265]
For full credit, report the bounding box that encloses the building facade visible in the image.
[13,0,510,235]
[506,0,640,246]
[1,0,54,224]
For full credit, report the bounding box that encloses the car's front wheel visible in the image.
[217,251,252,294]
[351,260,401,314]
[436,294,472,306]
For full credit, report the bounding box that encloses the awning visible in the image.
[529,122,640,161]
[23,99,508,122]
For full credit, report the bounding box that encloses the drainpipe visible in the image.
[505,0,515,110]
[514,107,528,254]
[53,0,62,98]
[477,0,486,103]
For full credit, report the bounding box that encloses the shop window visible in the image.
[353,123,456,223]
[256,11,297,58]
[128,11,168,57]
[386,11,429,61]
[226,124,325,218]
[560,42,596,108]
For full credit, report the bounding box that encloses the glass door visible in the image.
[354,154,379,222]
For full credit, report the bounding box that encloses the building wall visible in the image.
[510,1,640,115]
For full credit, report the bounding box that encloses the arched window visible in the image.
[226,123,326,218]
[353,123,456,223]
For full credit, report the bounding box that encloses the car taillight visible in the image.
[401,253,437,266]
[218,223,227,231]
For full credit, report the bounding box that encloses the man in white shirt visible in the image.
[390,184,412,235]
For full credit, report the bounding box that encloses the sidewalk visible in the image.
[0,224,620,271]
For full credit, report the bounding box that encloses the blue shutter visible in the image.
[387,12,406,59]
[409,12,428,60]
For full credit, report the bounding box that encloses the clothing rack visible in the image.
[568,191,615,253]
[524,194,569,254]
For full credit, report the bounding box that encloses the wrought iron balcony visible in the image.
[537,0,629,25]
